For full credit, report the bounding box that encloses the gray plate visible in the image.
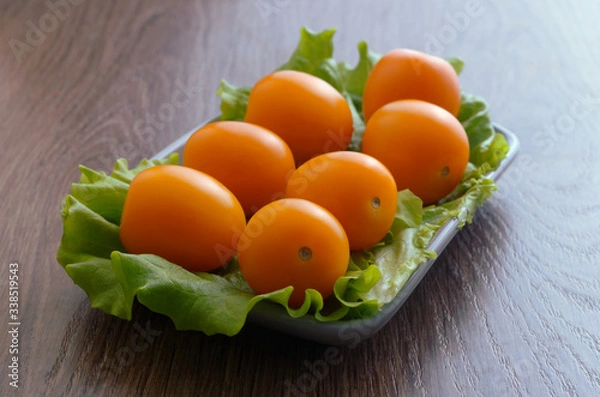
[152,121,520,345]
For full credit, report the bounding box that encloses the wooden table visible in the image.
[2,1,599,396]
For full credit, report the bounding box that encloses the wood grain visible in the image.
[1,0,599,396]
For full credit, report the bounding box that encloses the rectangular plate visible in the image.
[152,121,520,345]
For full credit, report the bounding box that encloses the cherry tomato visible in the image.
[119,165,246,272]
[286,151,397,250]
[237,198,349,307]
[244,70,354,165]
[183,121,296,217]
[362,48,461,121]
[361,100,470,205]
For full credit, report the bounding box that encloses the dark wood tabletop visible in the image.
[2,1,600,396]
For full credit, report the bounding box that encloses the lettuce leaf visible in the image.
[447,57,465,75]
[458,93,509,169]
[277,27,345,91]
[217,80,251,122]
[57,27,510,336]
[57,154,382,335]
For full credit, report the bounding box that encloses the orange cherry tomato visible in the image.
[183,121,296,217]
[286,151,397,250]
[244,70,354,165]
[237,198,349,307]
[362,48,461,121]
[361,100,470,205]
[119,165,246,272]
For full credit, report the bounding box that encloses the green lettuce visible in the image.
[58,154,382,335]
[447,57,465,75]
[458,93,509,169]
[57,27,510,335]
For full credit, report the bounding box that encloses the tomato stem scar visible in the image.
[299,247,312,260]
[440,166,449,177]
[371,197,381,209]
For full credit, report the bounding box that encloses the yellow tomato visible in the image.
[183,121,295,217]
[237,198,349,307]
[119,165,246,272]
[286,151,397,250]
[244,70,354,165]
[362,100,470,205]
[362,48,461,120]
